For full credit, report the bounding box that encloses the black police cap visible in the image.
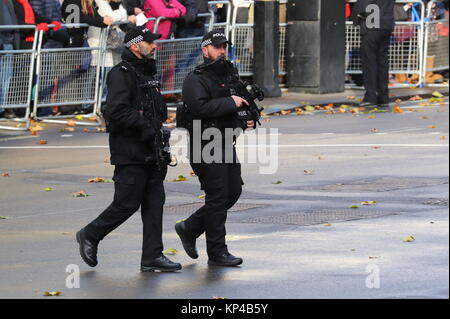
[124,26,161,48]
[201,30,232,48]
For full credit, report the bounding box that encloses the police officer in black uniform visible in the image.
[352,0,395,107]
[175,31,254,267]
[76,26,181,272]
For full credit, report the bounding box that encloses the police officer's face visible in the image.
[203,43,227,61]
[132,41,157,59]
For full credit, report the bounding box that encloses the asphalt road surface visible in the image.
[0,98,448,299]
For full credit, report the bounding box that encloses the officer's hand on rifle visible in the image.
[141,126,156,143]
[231,95,249,108]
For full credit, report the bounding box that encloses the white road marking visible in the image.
[0,144,448,150]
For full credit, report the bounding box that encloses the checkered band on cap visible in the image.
[201,39,212,48]
[125,35,144,48]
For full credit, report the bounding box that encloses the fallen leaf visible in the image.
[369,256,380,259]
[75,115,84,121]
[38,139,48,145]
[429,97,444,103]
[72,191,90,197]
[43,291,61,296]
[372,146,381,149]
[44,187,54,192]
[367,115,376,119]
[272,180,283,184]
[429,125,438,129]
[304,170,315,175]
[2,173,10,177]
[432,91,444,98]
[61,127,75,132]
[190,171,197,177]
[402,235,415,242]
[304,105,316,113]
[393,105,404,113]
[0,216,9,220]
[346,96,356,100]
[324,104,334,110]
[171,175,187,182]
[212,296,227,299]
[88,116,98,122]
[318,156,325,160]
[198,194,206,199]
[361,201,377,205]
[62,232,72,235]
[351,108,360,114]
[440,136,446,140]
[323,223,332,227]
[96,127,106,133]
[66,120,76,127]
[370,128,379,133]
[351,205,359,209]
[162,248,178,255]
[88,177,106,183]
[83,128,91,133]
[409,95,422,101]
[395,99,403,104]
[280,110,291,115]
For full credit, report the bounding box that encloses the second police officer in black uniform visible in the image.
[76,26,181,272]
[175,31,255,267]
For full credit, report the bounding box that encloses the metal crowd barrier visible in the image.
[422,0,449,87]
[346,0,426,89]
[33,23,107,126]
[0,25,38,131]
[229,0,288,76]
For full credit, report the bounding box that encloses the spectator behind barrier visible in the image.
[87,0,134,68]
[29,0,68,48]
[61,0,114,48]
[144,0,186,39]
[123,0,145,15]
[174,0,208,39]
[0,0,19,118]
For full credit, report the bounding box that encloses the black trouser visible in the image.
[83,164,167,264]
[184,162,243,257]
[361,28,393,104]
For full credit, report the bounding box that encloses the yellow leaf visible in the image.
[44,187,54,192]
[304,105,315,112]
[323,223,332,227]
[402,235,415,242]
[43,291,61,296]
[72,190,90,197]
[162,248,178,255]
[198,194,206,199]
[38,139,48,145]
[75,115,84,121]
[171,175,187,182]
[351,205,359,209]
[432,91,444,98]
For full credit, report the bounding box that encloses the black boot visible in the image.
[175,221,199,259]
[208,252,243,267]
[141,255,182,272]
[76,229,99,267]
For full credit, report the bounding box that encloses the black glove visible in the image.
[141,126,156,143]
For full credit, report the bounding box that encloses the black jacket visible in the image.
[61,0,106,47]
[122,0,144,16]
[104,48,167,165]
[182,59,241,163]
[352,0,395,31]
